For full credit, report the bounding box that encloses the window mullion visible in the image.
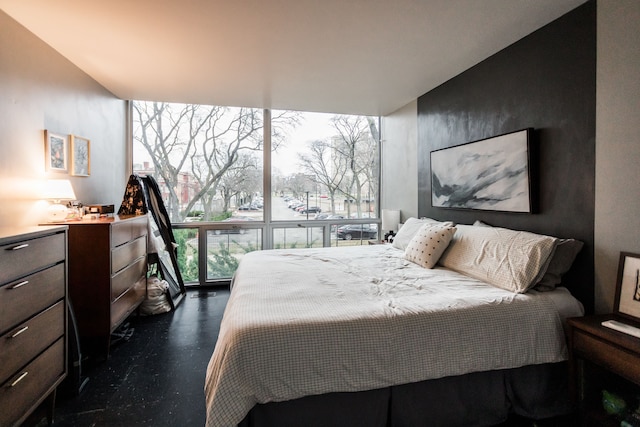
[263,109,273,250]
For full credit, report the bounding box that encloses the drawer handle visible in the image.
[10,243,29,251]
[10,280,29,290]
[10,372,28,387]
[10,326,29,338]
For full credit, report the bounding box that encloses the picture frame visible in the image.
[45,130,68,173]
[430,128,533,213]
[614,252,640,322]
[70,135,91,176]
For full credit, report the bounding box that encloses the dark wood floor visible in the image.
[26,286,575,426]
[30,287,230,426]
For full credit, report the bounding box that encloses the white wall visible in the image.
[0,11,127,227]
[594,0,640,313]
[380,100,418,222]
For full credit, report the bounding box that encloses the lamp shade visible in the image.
[381,209,400,232]
[45,179,76,202]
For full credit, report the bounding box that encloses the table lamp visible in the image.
[45,179,76,222]
[381,209,400,242]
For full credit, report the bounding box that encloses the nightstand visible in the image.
[568,314,640,426]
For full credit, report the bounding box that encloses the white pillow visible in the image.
[471,220,583,291]
[405,224,457,268]
[438,224,557,293]
[392,217,454,251]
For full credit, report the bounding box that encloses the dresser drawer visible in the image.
[111,256,146,301]
[0,301,64,385]
[112,235,146,274]
[111,276,146,332]
[111,217,147,248]
[0,233,65,285]
[0,263,65,333]
[0,337,65,427]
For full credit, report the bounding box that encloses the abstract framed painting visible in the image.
[430,128,533,213]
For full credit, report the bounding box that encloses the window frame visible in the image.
[131,105,381,286]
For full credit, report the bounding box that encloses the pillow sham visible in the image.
[471,220,583,291]
[438,224,557,293]
[404,224,457,269]
[535,238,584,291]
[392,217,454,251]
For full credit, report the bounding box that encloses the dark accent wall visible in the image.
[417,1,596,312]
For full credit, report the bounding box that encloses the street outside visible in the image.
[225,194,378,247]
[176,195,380,281]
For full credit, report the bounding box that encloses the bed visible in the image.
[204,219,585,427]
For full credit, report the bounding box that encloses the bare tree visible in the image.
[218,154,261,215]
[285,173,315,200]
[330,115,378,218]
[298,139,347,213]
[133,101,299,221]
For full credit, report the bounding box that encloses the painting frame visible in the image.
[430,128,534,213]
[70,135,91,177]
[614,252,640,322]
[44,130,68,173]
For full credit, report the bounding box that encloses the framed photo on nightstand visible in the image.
[614,252,640,322]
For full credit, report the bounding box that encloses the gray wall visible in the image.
[384,0,640,315]
[594,0,640,313]
[380,100,418,222]
[0,11,127,227]
[416,2,596,311]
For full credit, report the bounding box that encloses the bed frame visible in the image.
[216,225,585,427]
[239,362,571,426]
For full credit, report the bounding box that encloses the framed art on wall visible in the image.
[430,128,533,213]
[614,252,640,322]
[71,135,91,176]
[45,130,68,173]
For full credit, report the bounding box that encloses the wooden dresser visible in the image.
[60,215,148,358]
[0,225,68,427]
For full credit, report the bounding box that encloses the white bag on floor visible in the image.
[141,275,172,315]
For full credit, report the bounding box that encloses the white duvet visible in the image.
[204,244,584,427]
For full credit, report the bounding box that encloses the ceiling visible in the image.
[1,0,587,116]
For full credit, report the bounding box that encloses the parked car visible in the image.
[325,215,345,220]
[212,216,255,234]
[299,206,321,214]
[336,224,378,240]
[239,203,260,210]
[314,213,342,220]
[350,212,376,219]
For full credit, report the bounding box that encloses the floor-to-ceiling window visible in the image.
[132,101,380,284]
[270,110,380,249]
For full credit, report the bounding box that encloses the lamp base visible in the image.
[47,203,69,222]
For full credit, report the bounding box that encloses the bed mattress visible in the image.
[204,244,583,427]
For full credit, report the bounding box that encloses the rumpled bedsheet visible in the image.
[204,245,583,427]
